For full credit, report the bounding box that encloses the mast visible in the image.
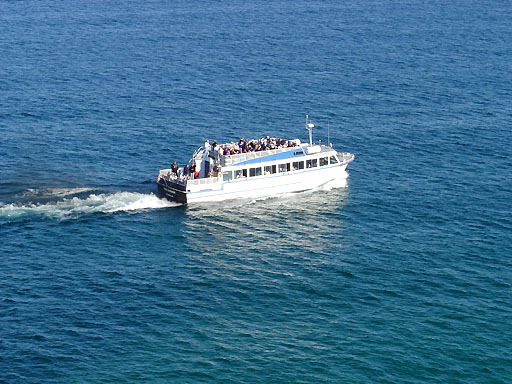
[306,114,314,146]
[328,120,331,147]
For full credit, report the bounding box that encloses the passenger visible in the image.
[204,139,211,150]
[171,161,179,175]
[190,163,196,178]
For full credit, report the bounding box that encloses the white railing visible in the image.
[158,170,186,185]
[186,176,221,186]
[159,170,220,187]
[220,147,292,166]
[338,152,355,164]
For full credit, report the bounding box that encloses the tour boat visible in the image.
[157,116,354,203]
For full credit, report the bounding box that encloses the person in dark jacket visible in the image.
[190,163,196,179]
[171,161,179,175]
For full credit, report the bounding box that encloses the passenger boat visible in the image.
[157,116,354,203]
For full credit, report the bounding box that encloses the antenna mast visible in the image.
[328,120,331,147]
[306,114,314,146]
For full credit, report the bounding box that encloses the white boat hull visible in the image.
[186,163,349,203]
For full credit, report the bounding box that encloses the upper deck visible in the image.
[219,143,342,166]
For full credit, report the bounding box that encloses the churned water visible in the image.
[1,0,511,383]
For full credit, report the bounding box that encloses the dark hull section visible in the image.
[157,179,187,204]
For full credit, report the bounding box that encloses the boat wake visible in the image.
[14,187,96,199]
[0,189,179,220]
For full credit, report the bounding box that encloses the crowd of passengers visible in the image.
[204,136,298,156]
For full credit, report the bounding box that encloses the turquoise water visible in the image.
[1,0,511,382]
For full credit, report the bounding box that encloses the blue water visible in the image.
[1,0,511,382]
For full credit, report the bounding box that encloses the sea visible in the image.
[1,0,511,383]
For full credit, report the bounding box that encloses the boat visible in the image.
[157,116,354,203]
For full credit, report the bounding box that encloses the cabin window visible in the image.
[279,163,288,173]
[264,165,277,175]
[306,159,318,168]
[319,157,329,166]
[249,167,262,177]
[243,169,247,177]
[223,171,233,181]
[294,150,303,156]
[292,161,304,170]
[330,155,339,164]
[235,170,246,179]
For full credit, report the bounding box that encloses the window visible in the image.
[306,159,318,168]
[235,169,247,178]
[223,171,233,181]
[330,155,339,164]
[264,165,276,175]
[292,161,304,170]
[249,167,262,177]
[294,150,303,156]
[319,157,329,166]
[279,163,289,173]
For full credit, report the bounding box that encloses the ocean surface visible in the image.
[1,0,511,382]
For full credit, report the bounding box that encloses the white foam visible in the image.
[15,187,94,198]
[0,192,179,219]
[319,176,348,191]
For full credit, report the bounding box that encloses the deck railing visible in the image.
[186,176,221,186]
[159,170,220,187]
[219,147,292,166]
[338,152,355,164]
